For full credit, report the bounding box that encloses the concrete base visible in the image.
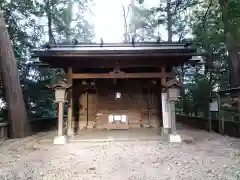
[169,134,182,143]
[161,127,171,136]
[53,135,67,145]
[142,124,151,128]
[67,130,74,137]
[107,123,129,130]
[87,125,94,129]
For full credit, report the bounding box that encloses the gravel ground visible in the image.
[0,130,239,180]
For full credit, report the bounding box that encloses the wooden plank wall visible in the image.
[76,86,161,130]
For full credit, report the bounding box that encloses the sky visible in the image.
[90,0,129,42]
[39,0,190,43]
[87,0,160,43]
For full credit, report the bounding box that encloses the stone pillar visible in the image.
[165,78,182,142]
[54,101,67,144]
[169,100,181,143]
[58,102,64,136]
[169,101,176,134]
[52,82,70,145]
[161,92,171,135]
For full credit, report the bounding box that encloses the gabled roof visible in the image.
[31,42,203,69]
[32,42,198,57]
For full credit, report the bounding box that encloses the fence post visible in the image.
[221,115,225,134]
[0,122,8,140]
[208,111,212,132]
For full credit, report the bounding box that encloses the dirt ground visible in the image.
[0,127,239,180]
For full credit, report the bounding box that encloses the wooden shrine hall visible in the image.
[32,41,199,143]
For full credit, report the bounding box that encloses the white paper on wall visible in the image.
[109,115,113,122]
[114,115,121,121]
[121,115,127,123]
[116,92,121,99]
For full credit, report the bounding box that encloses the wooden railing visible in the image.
[176,115,240,138]
[0,122,8,140]
[0,117,60,140]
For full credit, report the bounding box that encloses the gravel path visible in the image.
[0,130,239,180]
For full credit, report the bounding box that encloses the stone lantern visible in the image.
[166,79,182,143]
[167,82,181,102]
[48,80,71,144]
[55,87,67,102]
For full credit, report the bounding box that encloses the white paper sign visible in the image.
[121,115,127,123]
[116,92,121,99]
[162,93,170,128]
[209,99,219,112]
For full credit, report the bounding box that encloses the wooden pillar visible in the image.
[161,67,167,87]
[147,84,151,125]
[85,91,88,127]
[67,67,73,136]
[58,102,64,136]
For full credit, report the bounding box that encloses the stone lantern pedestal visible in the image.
[50,82,71,145]
[166,79,182,143]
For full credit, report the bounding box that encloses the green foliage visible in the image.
[131,0,216,116]
[1,0,240,120]
[130,0,198,41]
[180,0,240,116]
[1,0,93,119]
[226,0,240,43]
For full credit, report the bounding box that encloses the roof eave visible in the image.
[32,49,198,58]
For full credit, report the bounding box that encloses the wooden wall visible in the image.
[74,80,162,130]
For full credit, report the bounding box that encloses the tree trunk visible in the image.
[219,0,240,121]
[45,0,55,44]
[0,12,29,138]
[219,0,240,88]
[166,0,173,42]
[122,5,130,43]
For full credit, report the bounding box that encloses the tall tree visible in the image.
[133,0,198,42]
[218,0,240,88]
[0,12,29,138]
[0,0,94,121]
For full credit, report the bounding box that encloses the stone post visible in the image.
[54,98,67,144]
[161,92,171,135]
[166,79,182,143]
[51,82,71,145]
[169,101,176,134]
[168,100,181,142]
[58,101,64,136]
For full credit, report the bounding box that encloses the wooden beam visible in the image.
[161,66,167,87]
[72,72,174,79]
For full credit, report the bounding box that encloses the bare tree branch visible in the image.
[122,5,130,42]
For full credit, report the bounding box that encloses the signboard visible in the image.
[161,93,170,128]
[209,98,219,112]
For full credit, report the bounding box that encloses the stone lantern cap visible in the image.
[46,80,72,90]
[46,80,72,103]
[166,79,182,88]
[166,79,182,102]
